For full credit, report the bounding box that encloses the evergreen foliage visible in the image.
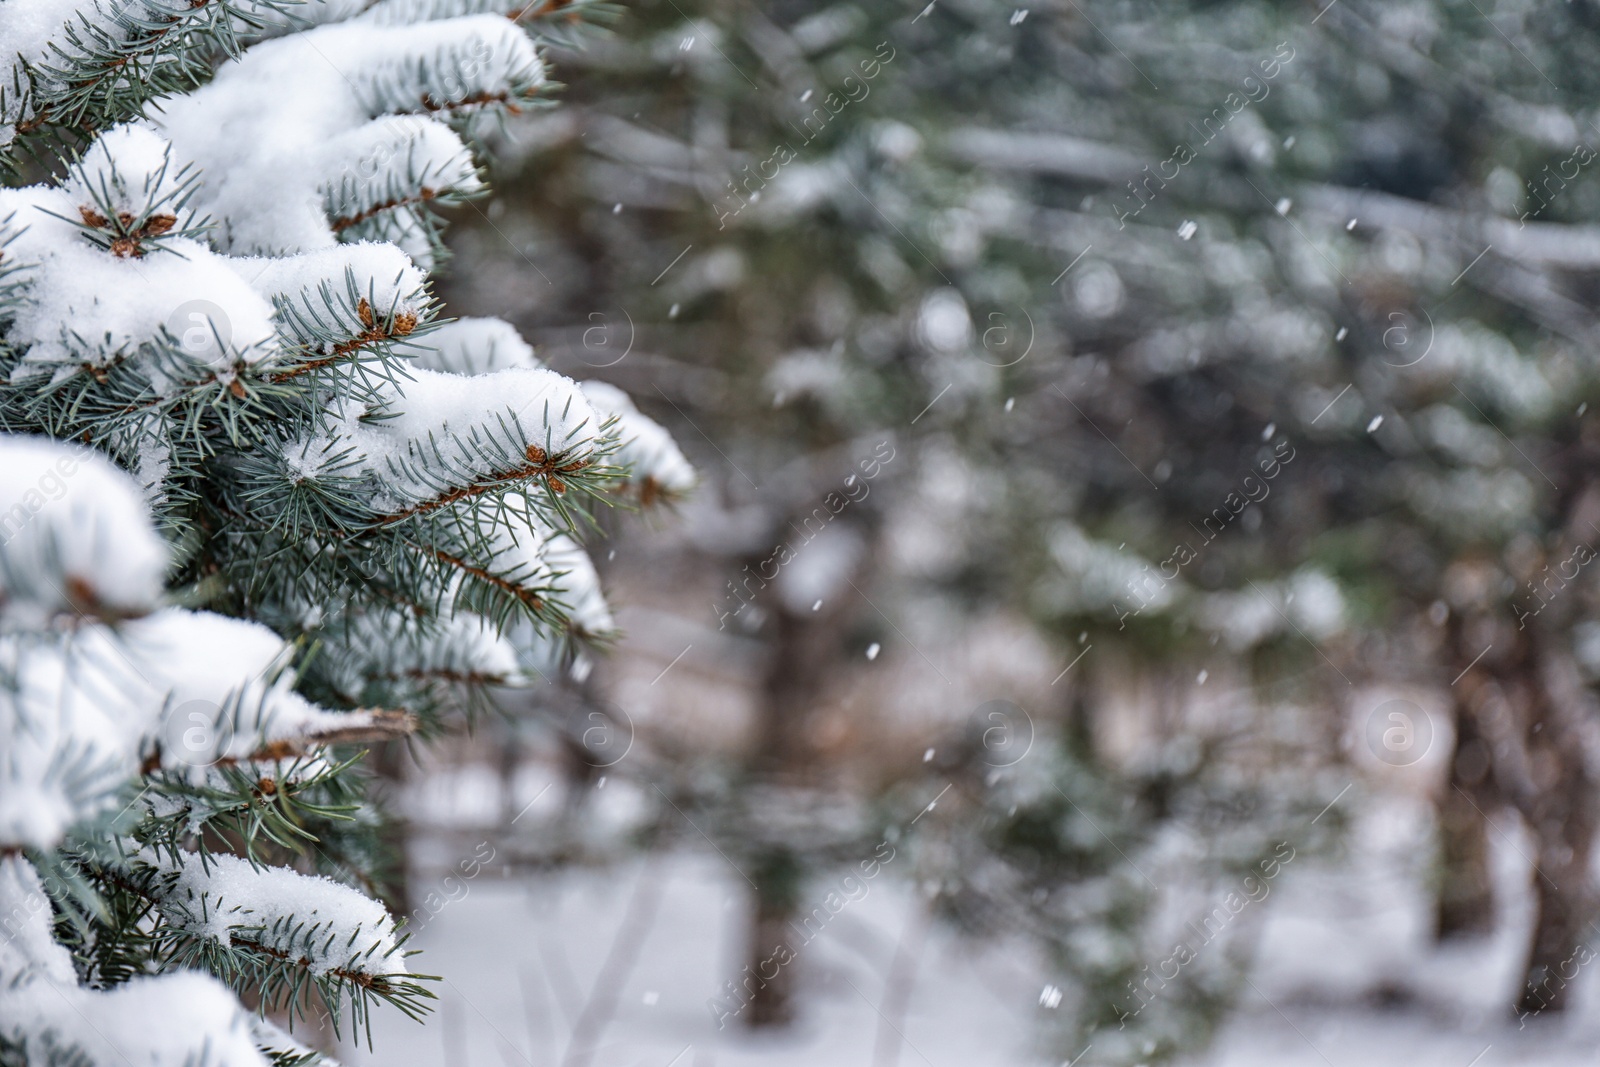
[0,1,691,1062]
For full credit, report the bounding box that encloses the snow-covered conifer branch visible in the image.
[0,0,694,1050]
[1,855,272,1067]
[0,0,290,163]
[142,849,436,1036]
[152,15,544,264]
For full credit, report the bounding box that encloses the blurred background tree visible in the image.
[432,0,1600,1060]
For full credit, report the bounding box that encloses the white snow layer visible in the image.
[579,380,697,498]
[155,849,407,977]
[411,316,541,376]
[0,437,167,626]
[63,123,192,220]
[0,127,438,402]
[539,525,615,637]
[0,0,105,131]
[0,608,388,849]
[122,608,387,764]
[283,364,600,514]
[0,438,387,848]
[0,0,277,143]
[413,322,695,497]
[0,857,269,1067]
[0,182,281,382]
[153,16,542,257]
[482,494,613,639]
[236,240,431,349]
[1,1,538,251]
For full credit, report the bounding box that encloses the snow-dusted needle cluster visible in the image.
[0,0,692,1063]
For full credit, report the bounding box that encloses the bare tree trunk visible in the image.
[1442,588,1599,1013]
[370,738,413,917]
[1461,617,1600,1019]
[1515,779,1596,1018]
[751,602,846,772]
[745,851,802,1027]
[1435,790,1495,939]
[1512,648,1598,1018]
[1435,690,1496,940]
[739,531,865,1028]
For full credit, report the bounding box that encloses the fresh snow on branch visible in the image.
[580,380,697,502]
[154,16,542,259]
[0,439,167,625]
[239,241,432,351]
[412,316,539,376]
[0,185,280,383]
[0,438,408,848]
[153,849,407,978]
[0,0,690,1050]
[282,364,601,516]
[0,857,269,1067]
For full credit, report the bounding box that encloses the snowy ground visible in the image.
[341,784,1600,1067]
[339,850,1043,1067]
[1199,794,1600,1067]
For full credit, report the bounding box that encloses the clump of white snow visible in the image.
[282,365,600,516]
[62,124,195,223]
[0,857,269,1067]
[0,437,406,846]
[238,241,432,351]
[0,182,281,383]
[476,493,614,638]
[581,381,697,501]
[155,850,407,977]
[153,16,542,260]
[411,316,541,376]
[122,608,388,773]
[539,524,616,638]
[0,437,167,627]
